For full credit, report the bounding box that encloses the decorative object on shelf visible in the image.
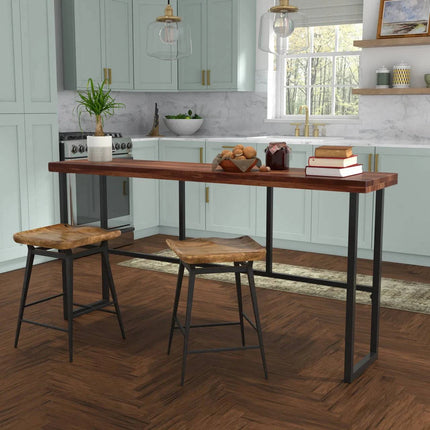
[265,142,291,170]
[424,74,430,87]
[377,0,430,39]
[392,61,411,88]
[258,0,309,56]
[376,65,391,88]
[76,78,125,162]
[146,0,192,61]
[148,103,162,137]
[164,110,203,135]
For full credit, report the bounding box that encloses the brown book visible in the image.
[314,146,353,158]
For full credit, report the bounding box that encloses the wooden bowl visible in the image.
[219,158,258,173]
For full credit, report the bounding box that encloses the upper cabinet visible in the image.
[62,0,134,90]
[0,0,57,113]
[178,0,255,91]
[133,0,177,91]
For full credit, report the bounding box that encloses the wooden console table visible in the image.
[49,159,398,383]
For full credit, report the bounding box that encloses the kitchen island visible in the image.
[49,158,397,383]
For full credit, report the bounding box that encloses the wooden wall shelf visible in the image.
[354,37,430,48]
[353,88,430,95]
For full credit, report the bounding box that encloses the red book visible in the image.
[308,154,358,168]
[305,164,363,177]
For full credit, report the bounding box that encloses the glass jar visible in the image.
[265,142,291,170]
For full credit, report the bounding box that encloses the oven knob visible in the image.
[115,143,120,150]
[78,145,85,153]
[71,145,78,154]
[127,142,132,149]
[121,143,126,149]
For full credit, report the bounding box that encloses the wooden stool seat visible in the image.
[165,236,266,264]
[166,236,268,385]
[13,224,125,362]
[13,224,121,250]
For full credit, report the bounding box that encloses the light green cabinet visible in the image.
[377,147,430,257]
[131,139,160,237]
[178,0,255,91]
[158,140,206,230]
[0,0,56,114]
[255,143,313,242]
[133,0,177,91]
[205,141,256,235]
[62,0,134,90]
[310,146,374,249]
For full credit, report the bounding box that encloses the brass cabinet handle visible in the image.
[108,68,112,85]
[375,153,379,172]
[222,145,235,149]
[199,147,203,163]
[205,186,209,203]
[104,68,108,84]
[368,154,372,172]
[207,69,210,86]
[201,70,205,86]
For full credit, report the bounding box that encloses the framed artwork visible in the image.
[377,0,430,38]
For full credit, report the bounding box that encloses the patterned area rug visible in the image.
[118,250,430,315]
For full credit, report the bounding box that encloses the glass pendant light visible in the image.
[147,0,192,61]
[259,0,309,57]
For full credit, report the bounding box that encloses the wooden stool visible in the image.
[166,236,268,385]
[13,224,126,362]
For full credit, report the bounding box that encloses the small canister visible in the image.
[265,142,291,170]
[392,61,411,88]
[376,66,390,88]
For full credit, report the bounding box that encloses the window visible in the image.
[268,23,362,120]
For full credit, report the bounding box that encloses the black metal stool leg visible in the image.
[168,262,184,354]
[181,266,196,386]
[101,245,126,339]
[61,255,69,320]
[246,261,268,379]
[234,262,245,347]
[64,250,74,363]
[14,246,35,348]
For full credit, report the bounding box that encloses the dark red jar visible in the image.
[265,142,291,170]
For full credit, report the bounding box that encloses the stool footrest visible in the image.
[189,345,260,354]
[243,312,257,331]
[21,319,68,333]
[24,293,64,308]
[72,300,115,318]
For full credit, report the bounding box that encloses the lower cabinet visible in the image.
[255,143,313,242]
[131,139,159,237]
[158,140,206,230]
[205,141,256,235]
[0,113,58,266]
[310,146,374,249]
[377,147,430,257]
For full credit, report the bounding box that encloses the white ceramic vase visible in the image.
[87,135,112,162]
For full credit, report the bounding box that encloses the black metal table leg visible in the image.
[371,189,384,354]
[179,181,186,241]
[99,176,109,301]
[266,187,274,274]
[344,192,359,383]
[59,172,68,224]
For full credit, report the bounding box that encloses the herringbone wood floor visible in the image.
[1,235,429,429]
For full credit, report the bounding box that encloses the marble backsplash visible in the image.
[58,89,430,146]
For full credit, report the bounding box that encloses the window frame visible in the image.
[268,24,362,122]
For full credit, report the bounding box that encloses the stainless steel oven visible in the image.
[59,132,134,244]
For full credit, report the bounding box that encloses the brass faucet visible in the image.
[298,105,310,137]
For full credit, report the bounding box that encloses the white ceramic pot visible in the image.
[164,118,204,136]
[87,135,112,162]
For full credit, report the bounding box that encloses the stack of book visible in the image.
[305,146,363,177]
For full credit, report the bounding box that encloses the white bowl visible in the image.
[164,118,204,136]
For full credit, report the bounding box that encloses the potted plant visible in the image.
[76,78,125,161]
[164,109,204,135]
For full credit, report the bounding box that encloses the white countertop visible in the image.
[131,135,430,149]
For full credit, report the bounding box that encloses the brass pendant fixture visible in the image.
[258,0,309,57]
[147,0,192,61]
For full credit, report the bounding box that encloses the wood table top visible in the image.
[49,159,398,194]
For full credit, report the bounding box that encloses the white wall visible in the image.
[55,0,430,145]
